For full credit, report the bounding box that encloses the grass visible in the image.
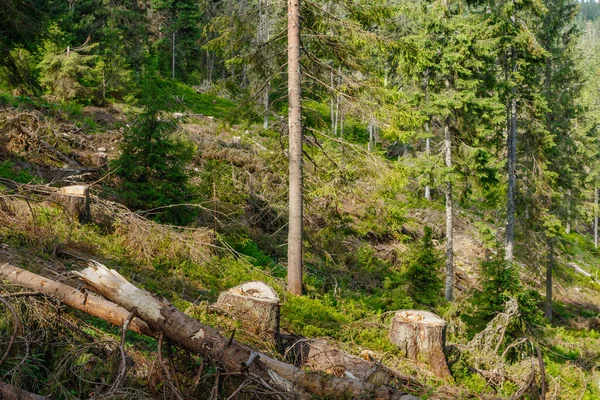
[1,88,600,399]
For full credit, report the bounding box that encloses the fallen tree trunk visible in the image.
[291,338,422,390]
[0,381,52,400]
[75,261,417,400]
[0,263,152,336]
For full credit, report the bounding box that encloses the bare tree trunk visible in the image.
[595,187,598,248]
[565,189,571,234]
[545,237,554,322]
[259,0,270,129]
[444,118,453,301]
[506,39,517,265]
[368,117,374,152]
[339,99,344,137]
[330,70,335,135]
[287,0,303,296]
[424,125,431,201]
[263,82,270,129]
[423,71,431,201]
[0,263,152,336]
[172,32,176,79]
[75,262,413,400]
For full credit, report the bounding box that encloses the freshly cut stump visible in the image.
[51,185,91,224]
[214,281,280,342]
[389,310,451,380]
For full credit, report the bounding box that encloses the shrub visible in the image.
[403,226,444,307]
[462,245,543,337]
[112,70,196,224]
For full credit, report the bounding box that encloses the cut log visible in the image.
[0,263,152,336]
[50,185,91,224]
[75,261,417,400]
[291,338,422,389]
[0,381,51,400]
[214,281,280,342]
[388,310,451,380]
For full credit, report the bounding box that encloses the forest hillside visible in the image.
[1,0,600,399]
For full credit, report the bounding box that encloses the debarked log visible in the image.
[75,261,418,400]
[0,263,152,336]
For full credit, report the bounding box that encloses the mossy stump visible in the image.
[214,281,280,343]
[388,310,451,380]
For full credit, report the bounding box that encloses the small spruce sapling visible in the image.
[404,226,444,307]
[462,244,542,337]
[112,69,195,224]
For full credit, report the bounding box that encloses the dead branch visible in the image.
[107,308,137,394]
[158,331,185,400]
[0,295,20,369]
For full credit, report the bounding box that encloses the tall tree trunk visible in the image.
[263,82,270,129]
[259,0,270,129]
[368,117,374,152]
[425,124,431,201]
[330,70,335,135]
[595,187,598,248]
[172,32,176,79]
[506,46,517,264]
[287,0,303,295]
[444,118,453,301]
[545,237,554,321]
[423,71,431,201]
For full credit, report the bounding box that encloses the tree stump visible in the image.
[388,310,451,380]
[214,281,280,342]
[51,185,91,224]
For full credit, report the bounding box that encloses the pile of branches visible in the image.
[0,109,89,168]
[0,179,214,265]
[459,298,546,399]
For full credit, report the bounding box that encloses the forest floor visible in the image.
[1,94,600,399]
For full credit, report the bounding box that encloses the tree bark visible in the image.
[214,281,280,343]
[595,186,598,249]
[506,41,517,265]
[51,185,91,224]
[444,118,453,301]
[544,237,554,322]
[287,0,303,296]
[425,128,431,201]
[388,310,451,380]
[75,262,413,400]
[0,381,51,400]
[0,263,152,336]
[292,338,422,391]
[423,72,431,201]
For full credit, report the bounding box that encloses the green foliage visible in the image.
[462,246,543,336]
[403,226,444,307]
[112,72,196,223]
[38,25,101,102]
[0,161,40,183]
